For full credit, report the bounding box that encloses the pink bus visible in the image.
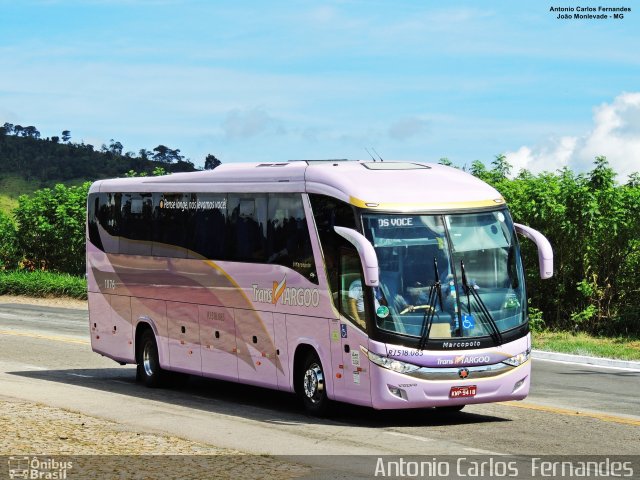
[86,160,552,414]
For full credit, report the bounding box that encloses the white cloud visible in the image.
[505,93,640,180]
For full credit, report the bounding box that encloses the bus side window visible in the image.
[189,193,227,260]
[308,194,358,309]
[87,194,104,252]
[339,248,367,330]
[98,193,121,254]
[268,194,318,284]
[153,193,190,257]
[227,194,268,263]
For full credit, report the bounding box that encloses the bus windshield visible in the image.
[361,209,526,341]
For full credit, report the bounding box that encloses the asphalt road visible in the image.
[0,302,638,476]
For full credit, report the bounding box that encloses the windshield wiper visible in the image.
[460,260,503,345]
[417,258,443,350]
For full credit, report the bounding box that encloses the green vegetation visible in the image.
[0,123,200,184]
[0,211,19,270]
[468,156,640,337]
[0,270,87,300]
[533,330,640,361]
[13,183,89,275]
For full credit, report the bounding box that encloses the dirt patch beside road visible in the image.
[0,295,87,310]
[0,397,308,478]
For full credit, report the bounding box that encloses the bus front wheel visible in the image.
[137,330,164,388]
[299,351,329,416]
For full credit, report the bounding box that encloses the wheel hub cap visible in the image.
[143,343,154,377]
[303,363,324,403]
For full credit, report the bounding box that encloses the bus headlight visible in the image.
[361,347,421,374]
[502,349,531,367]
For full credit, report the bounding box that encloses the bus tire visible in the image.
[137,330,164,388]
[299,351,329,416]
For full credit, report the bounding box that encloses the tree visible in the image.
[13,183,90,274]
[204,154,221,170]
[13,125,24,137]
[108,139,123,156]
[22,126,40,139]
[491,154,512,179]
[139,148,151,160]
[470,160,488,179]
[2,122,14,135]
[438,157,453,167]
[61,130,71,142]
[51,136,60,144]
[152,144,184,163]
[627,172,640,187]
[153,145,169,162]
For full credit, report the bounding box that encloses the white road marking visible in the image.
[66,373,94,378]
[384,431,434,442]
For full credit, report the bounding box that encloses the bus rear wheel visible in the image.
[137,330,164,388]
[299,351,329,416]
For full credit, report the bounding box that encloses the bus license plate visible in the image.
[450,385,477,398]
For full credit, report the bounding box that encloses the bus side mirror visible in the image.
[334,226,379,286]
[514,223,554,279]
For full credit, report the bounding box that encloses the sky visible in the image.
[1,0,639,180]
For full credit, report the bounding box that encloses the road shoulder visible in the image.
[0,295,87,310]
[532,349,640,371]
[0,396,309,478]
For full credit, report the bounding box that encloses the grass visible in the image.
[0,174,89,214]
[0,175,40,214]
[532,330,640,361]
[0,270,87,300]
[0,194,18,213]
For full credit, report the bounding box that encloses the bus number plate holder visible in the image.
[449,385,477,398]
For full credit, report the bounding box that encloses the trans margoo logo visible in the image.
[252,275,320,308]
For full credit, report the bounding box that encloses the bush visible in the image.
[0,211,19,270]
[0,270,87,299]
[13,182,90,275]
[476,156,640,336]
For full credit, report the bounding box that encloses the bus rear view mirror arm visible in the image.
[514,223,554,279]
[334,226,380,286]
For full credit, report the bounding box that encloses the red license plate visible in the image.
[449,385,477,398]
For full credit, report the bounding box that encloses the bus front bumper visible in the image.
[368,360,531,410]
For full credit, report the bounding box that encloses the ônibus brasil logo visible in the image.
[252,275,320,308]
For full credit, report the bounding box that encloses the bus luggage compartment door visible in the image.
[236,309,277,388]
[167,301,202,375]
[199,305,238,382]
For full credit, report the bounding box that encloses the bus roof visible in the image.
[90,161,505,212]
